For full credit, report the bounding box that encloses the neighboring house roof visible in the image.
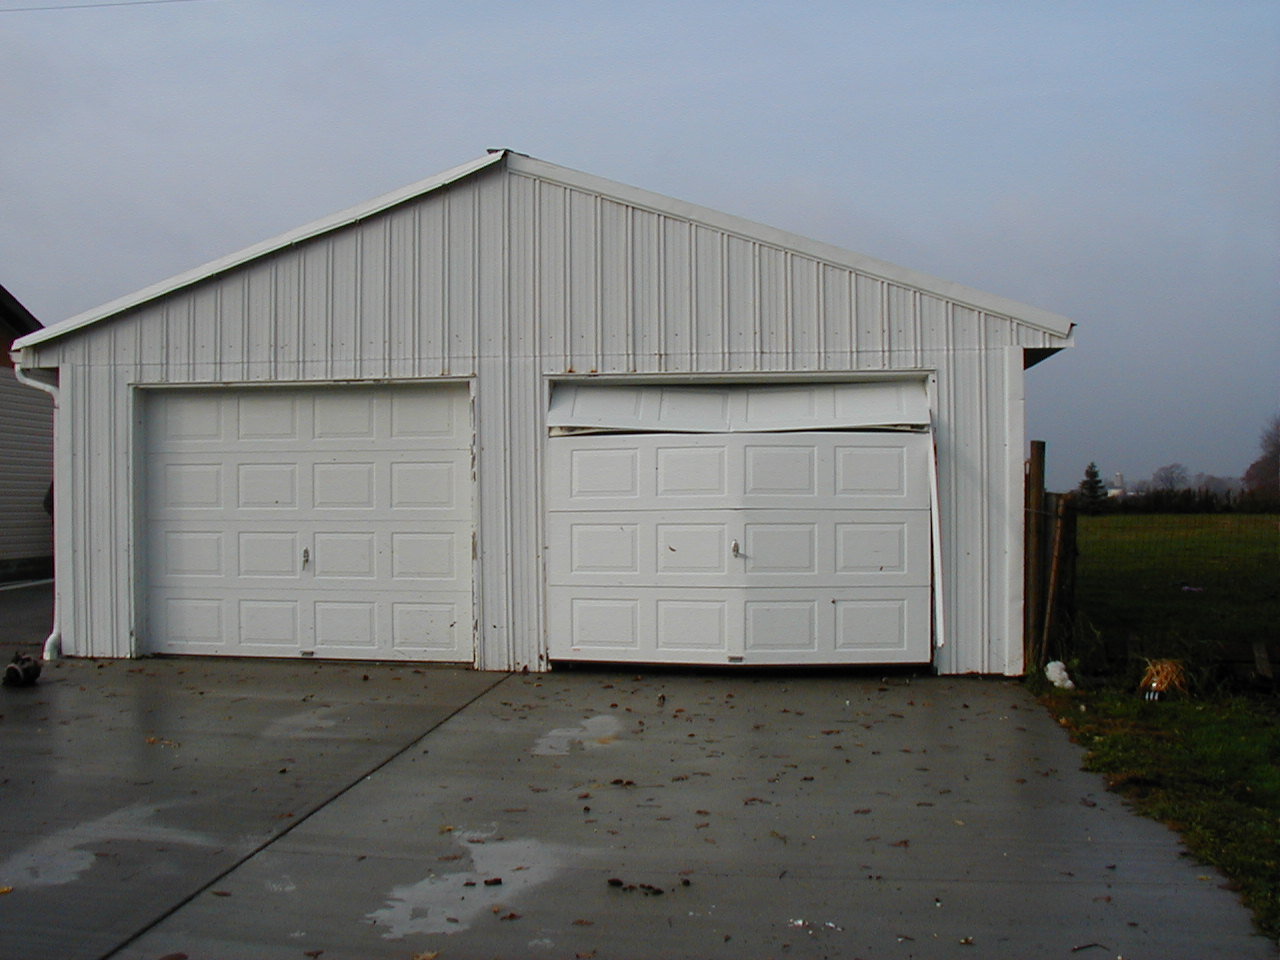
[1,283,42,368]
[0,283,42,344]
[14,150,1075,352]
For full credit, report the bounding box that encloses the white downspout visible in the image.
[12,361,62,661]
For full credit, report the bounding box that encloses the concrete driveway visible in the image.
[0,582,1272,960]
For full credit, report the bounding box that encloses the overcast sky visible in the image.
[2,0,1276,489]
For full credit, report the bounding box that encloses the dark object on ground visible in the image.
[3,653,41,686]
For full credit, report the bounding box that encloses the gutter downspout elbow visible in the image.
[12,362,62,661]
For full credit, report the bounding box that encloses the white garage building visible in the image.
[13,151,1073,675]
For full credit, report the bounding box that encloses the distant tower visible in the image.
[1112,473,1125,494]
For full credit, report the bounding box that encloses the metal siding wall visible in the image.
[660,219,693,368]
[34,163,1067,673]
[0,368,54,563]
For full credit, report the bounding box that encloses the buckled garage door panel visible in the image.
[547,430,933,665]
[548,381,931,433]
[144,384,473,661]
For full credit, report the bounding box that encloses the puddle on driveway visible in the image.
[0,802,217,887]
[366,828,565,939]
[531,714,621,756]
[263,706,343,739]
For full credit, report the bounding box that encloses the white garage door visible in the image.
[546,384,934,666]
[143,385,473,661]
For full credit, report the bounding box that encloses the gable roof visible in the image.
[15,150,1074,352]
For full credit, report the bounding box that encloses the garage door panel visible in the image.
[158,463,224,510]
[569,447,640,500]
[239,600,300,648]
[834,588,930,658]
[159,394,226,443]
[238,531,299,578]
[565,597,641,651]
[144,385,473,661]
[656,523,728,574]
[159,597,224,650]
[742,444,817,496]
[238,463,300,509]
[548,427,933,665]
[744,600,818,653]
[312,462,376,508]
[833,513,932,584]
[391,532,461,581]
[742,523,816,574]
[548,432,932,512]
[389,388,466,440]
[550,509,927,588]
[569,523,640,574]
[314,601,378,650]
[313,392,376,439]
[163,531,225,577]
[392,601,469,655]
[657,599,729,652]
[237,393,301,441]
[313,533,376,578]
[548,589,734,662]
[656,446,726,497]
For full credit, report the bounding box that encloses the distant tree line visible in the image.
[1074,414,1279,514]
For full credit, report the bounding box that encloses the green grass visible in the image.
[1041,513,1280,940]
[1072,514,1279,684]
[1045,691,1280,940]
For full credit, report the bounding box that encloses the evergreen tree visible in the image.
[1078,462,1108,513]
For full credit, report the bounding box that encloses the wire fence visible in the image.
[1068,512,1279,687]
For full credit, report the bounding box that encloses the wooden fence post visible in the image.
[1025,441,1046,672]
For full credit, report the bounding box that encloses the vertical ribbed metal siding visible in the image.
[27,162,1065,672]
[0,368,53,565]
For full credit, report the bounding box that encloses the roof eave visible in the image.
[14,150,509,352]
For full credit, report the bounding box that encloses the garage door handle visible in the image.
[302,547,310,569]
[731,539,742,559]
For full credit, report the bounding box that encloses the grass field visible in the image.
[1072,513,1279,685]
[1044,512,1280,940]
[1043,690,1280,940]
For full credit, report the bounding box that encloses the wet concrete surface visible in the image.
[0,582,1273,960]
[1,578,54,656]
[0,613,501,959]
